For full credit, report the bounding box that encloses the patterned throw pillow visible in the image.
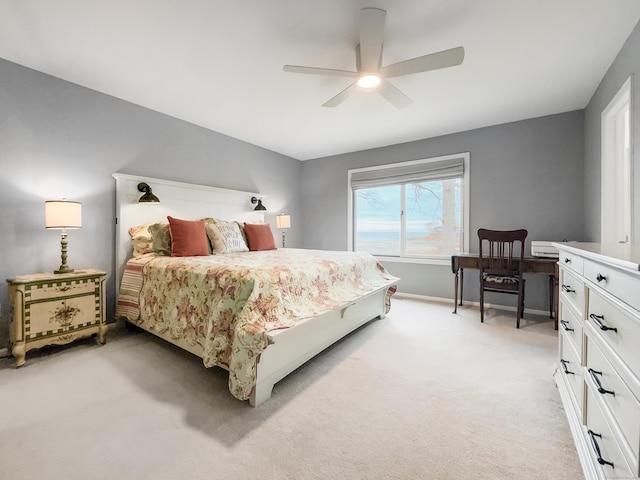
[205,221,249,254]
[148,222,172,256]
[128,223,155,258]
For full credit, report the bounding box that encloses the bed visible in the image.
[113,173,398,406]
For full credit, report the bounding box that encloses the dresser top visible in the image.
[552,242,640,272]
[7,268,106,284]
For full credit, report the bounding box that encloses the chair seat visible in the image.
[483,273,520,285]
[482,275,522,293]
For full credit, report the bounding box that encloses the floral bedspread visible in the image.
[116,248,398,400]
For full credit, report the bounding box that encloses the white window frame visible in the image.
[347,152,470,265]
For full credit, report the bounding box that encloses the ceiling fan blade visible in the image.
[381,46,465,78]
[378,80,412,109]
[283,65,357,78]
[359,7,386,72]
[322,83,357,108]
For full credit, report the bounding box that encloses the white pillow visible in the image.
[205,221,249,254]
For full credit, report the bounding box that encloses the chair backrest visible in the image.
[477,228,528,276]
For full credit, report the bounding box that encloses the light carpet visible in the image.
[0,298,583,479]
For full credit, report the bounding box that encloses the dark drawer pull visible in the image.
[560,320,574,332]
[588,430,614,468]
[596,273,607,283]
[588,369,615,396]
[561,284,575,293]
[589,314,617,333]
[564,258,572,263]
[560,359,574,375]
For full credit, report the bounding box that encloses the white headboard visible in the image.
[112,173,265,294]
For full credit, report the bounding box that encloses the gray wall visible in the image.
[0,58,301,347]
[1,18,637,348]
[584,19,640,241]
[300,111,585,310]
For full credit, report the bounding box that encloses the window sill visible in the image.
[373,255,451,266]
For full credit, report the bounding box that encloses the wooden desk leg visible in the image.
[453,268,459,313]
[459,269,464,306]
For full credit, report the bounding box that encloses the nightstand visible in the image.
[7,269,107,367]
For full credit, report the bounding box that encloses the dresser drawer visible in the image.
[558,301,584,359]
[585,388,636,479]
[559,268,585,318]
[559,333,584,416]
[585,334,640,461]
[585,259,640,313]
[588,289,640,384]
[559,250,584,276]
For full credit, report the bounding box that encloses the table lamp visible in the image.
[45,199,82,274]
[276,214,291,247]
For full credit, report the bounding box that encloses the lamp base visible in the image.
[54,230,73,274]
[54,266,74,275]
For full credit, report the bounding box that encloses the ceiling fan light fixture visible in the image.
[357,74,381,89]
[283,7,464,108]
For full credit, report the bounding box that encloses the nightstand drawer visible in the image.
[26,277,98,301]
[27,295,99,338]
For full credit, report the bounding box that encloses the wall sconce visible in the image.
[137,182,160,203]
[45,199,82,274]
[276,214,291,247]
[251,196,267,211]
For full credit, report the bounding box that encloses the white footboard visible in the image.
[249,281,395,407]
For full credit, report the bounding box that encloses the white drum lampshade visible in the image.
[45,200,82,274]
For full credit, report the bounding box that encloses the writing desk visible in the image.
[451,254,559,329]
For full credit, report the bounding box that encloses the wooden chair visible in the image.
[478,228,528,328]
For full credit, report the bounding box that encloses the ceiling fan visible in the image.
[283,7,464,109]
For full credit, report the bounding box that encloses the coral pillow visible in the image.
[244,223,277,251]
[167,216,209,256]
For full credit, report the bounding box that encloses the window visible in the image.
[348,153,469,263]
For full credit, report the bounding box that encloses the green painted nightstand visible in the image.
[7,269,107,367]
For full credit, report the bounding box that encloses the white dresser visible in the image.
[553,242,640,479]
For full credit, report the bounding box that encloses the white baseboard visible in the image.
[394,292,452,304]
[393,292,550,317]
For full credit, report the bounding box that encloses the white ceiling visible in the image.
[1,1,639,161]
